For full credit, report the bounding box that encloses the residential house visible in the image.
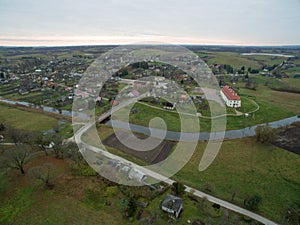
[161,194,183,219]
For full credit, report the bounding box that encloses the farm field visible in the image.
[103,130,176,164]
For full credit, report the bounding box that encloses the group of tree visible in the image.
[0,126,82,175]
[172,181,186,196]
[255,124,277,143]
[0,127,35,174]
[130,61,149,70]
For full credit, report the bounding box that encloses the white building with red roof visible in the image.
[220,85,241,108]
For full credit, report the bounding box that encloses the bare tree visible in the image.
[6,127,35,148]
[35,133,51,156]
[1,145,32,174]
[6,126,24,146]
[29,163,54,189]
[51,134,64,158]
[63,142,83,163]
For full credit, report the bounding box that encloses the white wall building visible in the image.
[220,85,241,108]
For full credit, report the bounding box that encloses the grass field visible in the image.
[281,77,300,89]
[0,104,73,138]
[0,153,258,225]
[112,98,293,132]
[224,98,293,130]
[239,84,300,115]
[0,104,59,131]
[199,50,299,71]
[201,52,262,69]
[174,138,300,223]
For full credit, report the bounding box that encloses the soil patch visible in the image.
[273,127,300,155]
[103,130,176,164]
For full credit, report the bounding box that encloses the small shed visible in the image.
[161,194,183,219]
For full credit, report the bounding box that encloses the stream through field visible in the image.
[106,116,300,141]
[1,97,299,141]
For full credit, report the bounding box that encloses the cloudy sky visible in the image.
[1,0,300,46]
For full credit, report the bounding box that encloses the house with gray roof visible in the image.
[161,194,183,219]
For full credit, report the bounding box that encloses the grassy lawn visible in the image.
[237,96,258,114]
[224,98,293,130]
[239,85,300,115]
[0,104,59,131]
[174,138,300,223]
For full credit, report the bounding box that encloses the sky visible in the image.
[1,0,300,46]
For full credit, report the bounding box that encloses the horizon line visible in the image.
[1,35,300,48]
[1,43,300,48]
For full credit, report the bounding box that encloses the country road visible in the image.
[73,97,279,225]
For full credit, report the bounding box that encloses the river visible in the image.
[1,97,299,141]
[241,53,295,58]
[106,116,300,141]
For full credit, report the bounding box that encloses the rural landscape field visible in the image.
[1,0,300,224]
[0,44,300,225]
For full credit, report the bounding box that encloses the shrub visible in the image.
[244,195,262,210]
[106,186,118,197]
[0,123,5,131]
[70,163,97,177]
[255,124,277,143]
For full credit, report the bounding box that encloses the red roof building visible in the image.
[220,85,241,108]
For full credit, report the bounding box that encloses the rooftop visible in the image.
[161,194,183,212]
[221,85,240,101]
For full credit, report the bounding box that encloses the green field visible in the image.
[224,98,293,130]
[111,98,293,132]
[0,104,59,131]
[174,138,300,223]
[0,104,73,138]
[201,52,262,69]
[238,82,300,115]
[199,50,300,72]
